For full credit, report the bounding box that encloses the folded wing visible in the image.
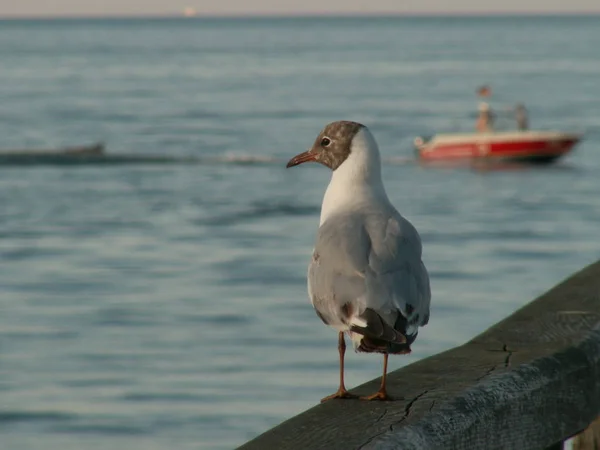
[308,207,431,352]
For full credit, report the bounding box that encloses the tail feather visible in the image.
[349,308,407,345]
[354,335,414,354]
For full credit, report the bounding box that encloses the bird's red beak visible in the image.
[286,150,316,168]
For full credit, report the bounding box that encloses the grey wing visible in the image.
[307,215,371,329]
[307,210,430,342]
[364,210,431,336]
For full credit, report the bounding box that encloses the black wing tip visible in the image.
[351,308,409,345]
[355,335,413,354]
[350,324,407,345]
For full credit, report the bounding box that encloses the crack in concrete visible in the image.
[428,400,436,412]
[402,390,429,421]
[357,390,429,449]
[357,408,390,450]
[476,364,500,381]
[477,344,516,381]
[503,344,514,368]
[373,408,388,425]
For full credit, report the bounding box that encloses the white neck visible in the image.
[319,127,389,226]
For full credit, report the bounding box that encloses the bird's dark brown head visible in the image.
[286,121,364,171]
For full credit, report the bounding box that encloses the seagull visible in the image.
[286,121,431,402]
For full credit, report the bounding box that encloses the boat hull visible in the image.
[415,131,581,164]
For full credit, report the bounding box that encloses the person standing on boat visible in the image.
[477,85,491,98]
[515,103,528,131]
[476,102,494,132]
[475,85,494,132]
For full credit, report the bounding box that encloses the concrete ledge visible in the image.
[238,260,600,450]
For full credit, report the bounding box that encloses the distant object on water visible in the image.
[477,84,492,98]
[417,93,581,165]
[0,142,191,166]
[0,142,104,158]
[515,103,529,131]
[476,102,494,133]
[183,7,197,17]
[475,85,495,133]
[414,131,581,165]
[0,143,280,167]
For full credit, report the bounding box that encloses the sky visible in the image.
[0,0,599,17]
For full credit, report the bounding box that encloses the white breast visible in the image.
[319,127,389,226]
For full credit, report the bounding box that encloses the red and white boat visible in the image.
[414,130,582,164]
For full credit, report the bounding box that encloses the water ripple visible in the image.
[200,201,320,226]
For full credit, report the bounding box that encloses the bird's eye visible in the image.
[321,137,331,147]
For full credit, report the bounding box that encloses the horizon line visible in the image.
[1,11,600,20]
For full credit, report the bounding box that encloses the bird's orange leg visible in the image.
[321,332,358,402]
[361,353,391,401]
